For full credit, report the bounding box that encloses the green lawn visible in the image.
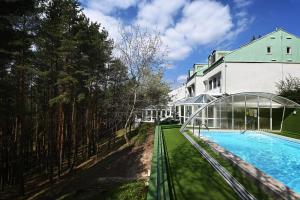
[271,130,300,140]
[270,108,300,140]
[162,126,239,200]
[105,181,147,200]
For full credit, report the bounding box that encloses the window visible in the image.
[267,46,272,54]
[287,37,292,39]
[287,47,292,54]
[209,80,213,90]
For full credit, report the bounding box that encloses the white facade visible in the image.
[202,62,300,95]
[186,75,206,97]
[169,84,186,102]
[164,29,300,124]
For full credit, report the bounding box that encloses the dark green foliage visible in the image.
[0,0,143,197]
[282,108,300,134]
[0,1,169,197]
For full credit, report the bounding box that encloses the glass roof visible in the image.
[180,92,300,132]
[233,92,300,107]
[174,94,216,105]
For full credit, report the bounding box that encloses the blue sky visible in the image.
[79,0,300,88]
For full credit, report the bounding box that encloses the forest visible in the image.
[0,0,169,197]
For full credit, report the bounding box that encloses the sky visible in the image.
[79,0,300,89]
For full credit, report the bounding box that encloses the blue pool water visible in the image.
[200,130,300,194]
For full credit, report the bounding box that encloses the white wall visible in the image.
[186,76,206,97]
[199,62,300,95]
[195,76,206,96]
[201,63,224,95]
[169,84,186,102]
[170,62,300,102]
[225,62,300,94]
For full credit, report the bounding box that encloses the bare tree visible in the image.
[116,25,166,143]
[277,74,300,104]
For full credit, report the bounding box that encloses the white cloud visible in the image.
[233,0,253,8]
[221,0,254,44]
[84,0,139,14]
[81,0,254,62]
[135,0,186,32]
[165,63,175,69]
[162,0,233,60]
[83,8,122,41]
[177,74,188,83]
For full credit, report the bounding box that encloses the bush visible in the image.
[160,117,180,125]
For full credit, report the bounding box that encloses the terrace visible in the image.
[147,92,300,200]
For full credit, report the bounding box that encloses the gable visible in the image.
[224,29,300,63]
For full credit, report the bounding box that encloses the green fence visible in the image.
[147,126,172,200]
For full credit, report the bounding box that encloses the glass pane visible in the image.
[272,107,283,130]
[259,97,270,130]
[233,95,245,129]
[246,95,258,130]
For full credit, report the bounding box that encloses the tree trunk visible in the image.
[71,99,76,170]
[124,88,137,144]
[58,103,65,177]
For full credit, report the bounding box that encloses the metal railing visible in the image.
[147,125,172,200]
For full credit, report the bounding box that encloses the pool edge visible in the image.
[200,135,300,200]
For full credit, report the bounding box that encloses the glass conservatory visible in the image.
[174,94,216,124]
[140,105,173,122]
[180,92,300,133]
[140,94,216,123]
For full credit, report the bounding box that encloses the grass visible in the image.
[270,130,300,140]
[267,108,300,140]
[282,108,300,134]
[105,180,147,200]
[161,125,239,200]
[187,132,275,200]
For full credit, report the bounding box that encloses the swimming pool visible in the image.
[200,130,300,194]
